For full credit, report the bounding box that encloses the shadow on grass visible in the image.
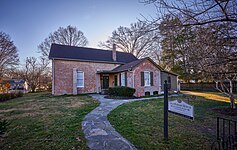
[108,93,237,150]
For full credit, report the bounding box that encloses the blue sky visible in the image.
[0,0,157,63]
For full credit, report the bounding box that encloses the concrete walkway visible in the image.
[82,94,164,150]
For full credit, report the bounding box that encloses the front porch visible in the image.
[97,70,120,94]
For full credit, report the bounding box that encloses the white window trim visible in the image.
[121,72,125,86]
[77,71,84,88]
[144,71,150,87]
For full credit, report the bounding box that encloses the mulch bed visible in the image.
[212,108,237,116]
[104,95,138,100]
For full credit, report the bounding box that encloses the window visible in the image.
[77,71,84,87]
[168,76,171,90]
[144,71,150,86]
[121,72,125,86]
[168,76,171,84]
[141,71,153,86]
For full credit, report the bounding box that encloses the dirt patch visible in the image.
[21,111,63,117]
[0,107,36,113]
[0,108,16,113]
[212,108,237,116]
[67,101,85,108]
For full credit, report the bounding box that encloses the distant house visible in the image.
[49,44,178,96]
[9,79,29,93]
[0,79,29,93]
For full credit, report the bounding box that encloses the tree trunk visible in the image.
[31,85,36,93]
[230,94,235,109]
[229,80,235,109]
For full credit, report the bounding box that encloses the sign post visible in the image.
[162,81,194,142]
[164,80,168,141]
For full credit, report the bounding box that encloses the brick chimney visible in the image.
[112,44,116,61]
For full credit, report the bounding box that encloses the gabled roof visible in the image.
[112,57,179,76]
[112,57,163,72]
[49,44,138,64]
[0,79,26,84]
[161,70,179,76]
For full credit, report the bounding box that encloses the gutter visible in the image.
[48,57,126,65]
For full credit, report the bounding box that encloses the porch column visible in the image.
[96,74,100,93]
[73,68,77,95]
[158,71,162,94]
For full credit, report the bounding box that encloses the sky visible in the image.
[0,0,157,64]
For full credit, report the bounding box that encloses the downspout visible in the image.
[128,68,135,88]
[52,59,55,95]
[132,70,134,88]
[158,71,162,94]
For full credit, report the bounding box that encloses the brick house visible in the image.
[49,44,178,96]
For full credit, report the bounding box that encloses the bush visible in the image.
[0,92,23,102]
[16,92,24,97]
[0,94,11,101]
[145,91,150,96]
[108,86,136,97]
[153,91,159,95]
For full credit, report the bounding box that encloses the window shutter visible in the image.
[125,72,127,86]
[141,72,144,86]
[150,72,153,86]
[119,73,121,86]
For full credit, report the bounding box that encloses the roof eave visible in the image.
[161,70,179,76]
[49,57,125,64]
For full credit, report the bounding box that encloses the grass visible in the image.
[0,92,99,150]
[108,91,237,150]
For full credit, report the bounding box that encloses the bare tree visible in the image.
[192,24,237,108]
[142,0,237,109]
[20,57,49,92]
[0,32,19,78]
[99,21,161,59]
[142,0,237,26]
[38,25,88,60]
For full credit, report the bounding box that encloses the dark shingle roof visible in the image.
[112,57,164,72]
[112,59,145,72]
[8,79,25,84]
[161,70,179,76]
[49,44,138,64]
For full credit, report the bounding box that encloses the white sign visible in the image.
[168,100,194,120]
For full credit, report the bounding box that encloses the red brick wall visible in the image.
[53,59,119,95]
[133,59,161,97]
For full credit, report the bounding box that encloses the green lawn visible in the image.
[108,91,237,150]
[0,92,99,150]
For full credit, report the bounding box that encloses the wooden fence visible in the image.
[181,82,237,94]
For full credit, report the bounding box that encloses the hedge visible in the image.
[108,86,136,97]
[0,92,23,102]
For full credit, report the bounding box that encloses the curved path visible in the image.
[82,94,164,150]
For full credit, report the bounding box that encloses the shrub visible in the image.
[108,86,136,97]
[17,92,24,97]
[0,92,23,102]
[153,91,158,95]
[145,91,150,96]
[11,93,18,99]
[0,94,11,101]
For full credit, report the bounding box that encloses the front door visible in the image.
[102,76,109,89]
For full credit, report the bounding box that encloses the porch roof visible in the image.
[96,70,119,74]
